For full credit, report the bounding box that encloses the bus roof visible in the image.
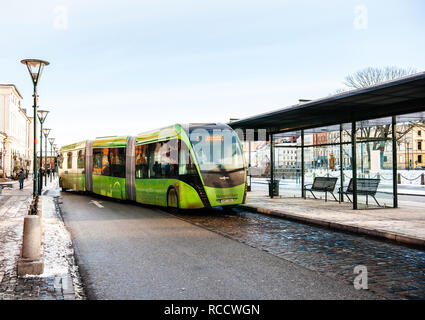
[60,140,87,152]
[93,135,128,148]
[60,123,233,151]
[136,124,181,144]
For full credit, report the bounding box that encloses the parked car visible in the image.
[414,165,425,170]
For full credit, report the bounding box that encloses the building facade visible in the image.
[397,124,425,169]
[0,84,33,178]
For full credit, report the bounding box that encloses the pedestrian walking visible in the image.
[18,169,25,190]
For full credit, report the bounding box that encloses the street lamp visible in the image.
[43,128,51,186]
[37,110,49,193]
[21,58,50,197]
[48,137,55,182]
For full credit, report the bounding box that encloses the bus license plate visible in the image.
[220,199,234,203]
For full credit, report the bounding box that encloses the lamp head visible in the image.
[21,59,50,86]
[37,109,49,124]
[43,128,51,138]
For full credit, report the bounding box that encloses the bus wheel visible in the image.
[167,188,179,213]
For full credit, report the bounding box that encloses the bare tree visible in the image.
[341,66,418,169]
[344,66,417,89]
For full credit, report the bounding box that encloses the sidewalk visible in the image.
[243,189,425,248]
[251,177,425,196]
[0,177,85,300]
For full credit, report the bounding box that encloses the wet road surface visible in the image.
[59,192,380,300]
[174,207,425,300]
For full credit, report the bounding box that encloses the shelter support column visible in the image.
[339,124,344,202]
[351,121,358,209]
[392,116,398,208]
[301,130,305,198]
[270,133,274,199]
[247,140,251,192]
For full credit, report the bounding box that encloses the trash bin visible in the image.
[268,179,280,197]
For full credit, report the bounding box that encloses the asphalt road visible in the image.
[60,192,380,300]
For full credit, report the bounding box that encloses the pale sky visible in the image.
[1,0,424,147]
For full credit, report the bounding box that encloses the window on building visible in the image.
[418,130,422,136]
[67,152,73,169]
[418,141,422,151]
[419,155,423,164]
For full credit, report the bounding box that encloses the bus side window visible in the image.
[135,145,148,179]
[59,153,64,169]
[179,142,188,175]
[77,150,85,169]
[67,152,73,169]
[93,148,102,175]
[160,139,178,178]
[101,148,110,176]
[179,140,196,175]
[109,147,126,178]
[149,143,162,178]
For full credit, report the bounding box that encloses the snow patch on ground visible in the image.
[23,194,85,299]
[39,196,71,277]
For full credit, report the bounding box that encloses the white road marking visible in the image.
[89,200,104,208]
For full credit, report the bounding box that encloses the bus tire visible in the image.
[167,188,179,213]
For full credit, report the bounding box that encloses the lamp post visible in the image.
[21,59,50,197]
[37,110,49,193]
[49,138,55,182]
[43,128,51,186]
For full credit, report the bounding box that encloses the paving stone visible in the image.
[0,179,84,300]
[174,207,425,300]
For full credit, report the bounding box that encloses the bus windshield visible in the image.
[189,127,244,172]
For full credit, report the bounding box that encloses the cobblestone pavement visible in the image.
[246,188,425,244]
[0,178,85,300]
[173,208,425,300]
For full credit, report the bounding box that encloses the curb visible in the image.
[240,204,425,249]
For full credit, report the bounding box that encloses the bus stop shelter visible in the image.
[229,72,425,209]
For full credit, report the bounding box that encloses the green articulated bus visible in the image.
[59,123,247,210]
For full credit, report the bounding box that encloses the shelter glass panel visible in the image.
[355,117,393,208]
